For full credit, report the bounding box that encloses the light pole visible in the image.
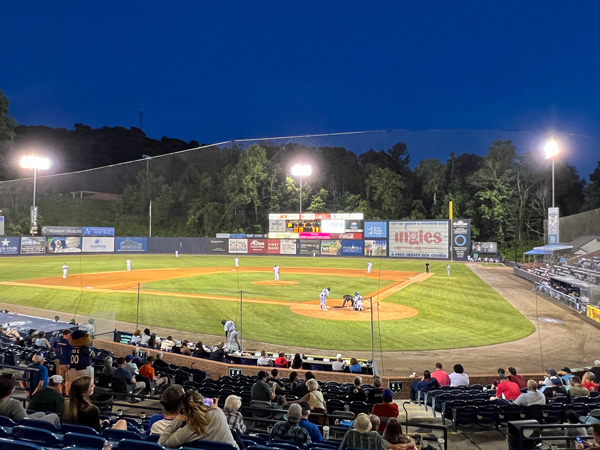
[20,155,50,235]
[290,164,312,218]
[544,139,559,208]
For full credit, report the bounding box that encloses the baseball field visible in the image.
[0,254,535,351]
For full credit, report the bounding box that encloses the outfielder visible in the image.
[62,263,68,279]
[446,264,450,276]
[320,287,330,311]
[367,261,372,274]
[126,259,132,271]
[234,257,239,268]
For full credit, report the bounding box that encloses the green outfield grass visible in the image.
[0,254,535,351]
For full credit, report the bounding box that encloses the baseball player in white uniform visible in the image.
[221,319,241,351]
[354,295,364,311]
[62,264,68,279]
[126,259,132,271]
[235,257,239,268]
[175,250,179,258]
[367,261,372,274]
[273,265,280,281]
[446,264,451,276]
[320,287,330,311]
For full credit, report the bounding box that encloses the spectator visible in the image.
[349,357,362,374]
[332,353,346,372]
[297,401,323,443]
[139,356,169,388]
[84,318,95,338]
[180,341,192,356]
[347,376,367,402]
[566,411,588,448]
[158,389,238,448]
[289,371,304,395]
[223,394,246,435]
[540,369,559,386]
[140,328,152,347]
[130,330,142,345]
[542,376,568,399]
[0,325,20,342]
[491,368,506,388]
[54,329,72,395]
[560,367,575,386]
[574,423,600,449]
[130,348,143,367]
[514,380,546,406]
[28,375,65,414]
[0,373,59,425]
[569,376,590,398]
[368,376,384,405]
[339,412,386,450]
[293,379,327,412]
[582,372,598,392]
[449,364,469,387]
[369,414,381,435]
[251,370,275,402]
[69,330,94,382]
[270,403,311,447]
[372,389,399,432]
[112,356,146,403]
[125,354,139,376]
[192,341,209,359]
[382,417,417,450]
[34,331,51,350]
[490,375,521,402]
[210,342,227,362]
[22,328,36,346]
[148,333,157,349]
[154,352,169,370]
[20,353,48,398]
[257,350,272,366]
[431,362,450,387]
[149,384,185,435]
[63,376,127,431]
[274,352,289,368]
[161,336,176,352]
[101,356,114,377]
[409,370,439,403]
[507,367,527,389]
[268,369,286,394]
[292,353,303,369]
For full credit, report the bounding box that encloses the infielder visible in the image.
[367,261,372,274]
[234,257,239,268]
[273,265,280,281]
[320,287,330,311]
[354,295,364,311]
[62,263,68,279]
[446,264,450,276]
[126,259,132,271]
[221,319,241,351]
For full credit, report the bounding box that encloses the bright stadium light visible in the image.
[544,139,559,208]
[20,155,50,235]
[291,164,312,217]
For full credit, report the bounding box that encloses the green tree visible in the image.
[583,162,600,211]
[365,167,406,219]
[0,90,18,180]
[307,188,329,213]
[415,158,446,211]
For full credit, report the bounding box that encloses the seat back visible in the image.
[62,432,106,450]
[59,423,100,435]
[18,419,58,432]
[0,437,44,450]
[11,425,61,447]
[102,428,145,441]
[0,415,16,427]
[117,438,165,450]
[185,439,237,450]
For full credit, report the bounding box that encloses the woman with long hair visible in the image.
[291,353,303,369]
[382,418,416,450]
[158,389,238,448]
[63,376,127,432]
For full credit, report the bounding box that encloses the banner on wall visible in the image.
[21,236,46,254]
[389,220,450,259]
[548,207,560,244]
[342,240,364,255]
[452,219,471,261]
[115,237,147,252]
[42,226,82,236]
[299,240,320,255]
[0,237,19,255]
[82,237,115,252]
[364,240,387,256]
[210,238,228,253]
[248,239,267,254]
[280,239,297,255]
[321,240,342,256]
[266,239,280,254]
[47,237,82,253]
[82,227,115,237]
[587,305,600,325]
[472,242,497,254]
[364,221,387,239]
[228,239,248,254]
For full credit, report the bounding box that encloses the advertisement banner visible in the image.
[299,240,320,255]
[389,221,450,259]
[280,239,297,255]
[321,220,345,233]
[452,219,471,261]
[269,219,287,232]
[299,232,331,240]
[341,240,364,255]
[216,233,230,238]
[548,207,560,244]
[266,239,280,254]
[587,305,600,325]
[47,237,82,253]
[0,216,4,236]
[364,240,387,256]
[228,239,248,254]
[0,237,19,255]
[42,226,83,236]
[321,240,342,256]
[364,221,387,238]
[115,237,148,252]
[472,242,497,254]
[82,227,115,237]
[268,232,299,239]
[21,236,47,254]
[335,232,363,240]
[248,239,267,254]
[82,237,115,252]
[210,238,228,253]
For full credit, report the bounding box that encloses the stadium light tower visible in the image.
[291,164,312,218]
[20,155,50,235]
[544,139,559,208]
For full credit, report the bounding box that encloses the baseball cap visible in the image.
[561,367,572,373]
[550,376,562,385]
[299,401,311,411]
[50,375,64,384]
[125,354,134,362]
[336,353,342,359]
[546,369,557,377]
[383,388,394,400]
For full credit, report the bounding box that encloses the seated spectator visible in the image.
[28,375,65,415]
[513,380,547,406]
[490,375,521,402]
[270,403,311,447]
[22,328,36,346]
[63,376,126,431]
[288,371,304,395]
[33,331,51,350]
[349,357,362,374]
[257,350,272,366]
[382,417,417,450]
[192,341,209,359]
[369,414,381,434]
[101,356,114,377]
[372,389,399,432]
[251,370,275,402]
[160,336,176,352]
[292,379,327,412]
[291,353,303,369]
[1,326,20,342]
[149,384,185,435]
[154,352,169,369]
[130,330,142,345]
[140,328,152,346]
[449,364,469,387]
[274,352,289,368]
[542,376,568,399]
[582,372,598,392]
[210,342,227,362]
[409,370,439,403]
[491,368,506,388]
[180,340,192,356]
[125,354,139,375]
[158,389,238,448]
[368,376,384,405]
[223,394,246,435]
[112,356,145,403]
[20,353,48,398]
[575,424,600,449]
[569,376,590,398]
[130,348,143,367]
[431,362,450,387]
[560,367,575,386]
[566,411,588,449]
[298,401,323,443]
[268,369,286,394]
[148,333,157,349]
[339,412,386,450]
[139,356,169,388]
[507,367,526,389]
[540,368,559,386]
[347,376,367,402]
[332,353,346,372]
[0,374,59,425]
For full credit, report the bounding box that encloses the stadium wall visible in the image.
[554,207,600,243]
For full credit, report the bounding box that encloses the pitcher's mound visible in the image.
[252,280,299,286]
[290,301,418,321]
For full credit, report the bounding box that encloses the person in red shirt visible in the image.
[431,362,450,387]
[491,375,522,402]
[139,356,169,388]
[371,389,399,432]
[274,352,289,368]
[582,372,599,392]
[507,367,527,389]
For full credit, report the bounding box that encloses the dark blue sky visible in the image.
[2,1,599,179]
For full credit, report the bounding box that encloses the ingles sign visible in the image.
[389,221,450,259]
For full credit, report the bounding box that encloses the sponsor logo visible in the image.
[250,240,265,248]
[394,230,443,245]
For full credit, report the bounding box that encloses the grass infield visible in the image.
[0,254,534,351]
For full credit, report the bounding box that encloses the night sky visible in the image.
[2,1,600,179]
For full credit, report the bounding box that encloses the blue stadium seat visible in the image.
[242,446,273,450]
[102,428,145,441]
[267,440,302,450]
[18,418,59,432]
[0,437,44,450]
[62,432,106,449]
[144,433,161,442]
[240,434,266,446]
[116,438,165,450]
[59,423,101,435]
[184,439,237,450]
[0,426,11,438]
[0,415,16,427]
[11,425,62,447]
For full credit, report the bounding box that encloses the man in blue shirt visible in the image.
[112,357,145,402]
[20,353,48,398]
[53,329,72,395]
[298,402,323,443]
